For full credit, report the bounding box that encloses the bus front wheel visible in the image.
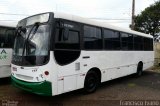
[83,71,99,93]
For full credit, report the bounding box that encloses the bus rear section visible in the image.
[0,24,16,78]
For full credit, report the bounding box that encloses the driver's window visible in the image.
[55,28,80,50]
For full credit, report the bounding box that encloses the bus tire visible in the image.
[83,71,99,93]
[136,62,143,77]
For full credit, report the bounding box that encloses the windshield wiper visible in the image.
[27,22,40,40]
[22,22,40,59]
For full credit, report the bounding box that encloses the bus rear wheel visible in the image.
[136,62,143,77]
[84,71,99,93]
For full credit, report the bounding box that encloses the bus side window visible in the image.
[150,39,153,51]
[84,25,102,50]
[55,28,80,50]
[0,28,5,48]
[104,29,120,50]
[143,37,153,51]
[134,35,143,51]
[5,29,15,48]
[128,34,134,50]
[0,28,15,48]
[121,33,129,50]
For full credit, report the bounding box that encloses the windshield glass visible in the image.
[12,24,50,66]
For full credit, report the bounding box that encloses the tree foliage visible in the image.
[134,1,160,36]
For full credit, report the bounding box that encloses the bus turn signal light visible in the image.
[12,67,17,71]
[44,71,49,76]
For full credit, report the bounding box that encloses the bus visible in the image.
[11,12,154,96]
[0,22,16,78]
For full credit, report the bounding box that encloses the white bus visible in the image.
[0,22,16,78]
[11,12,154,96]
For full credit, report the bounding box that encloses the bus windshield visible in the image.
[12,24,50,66]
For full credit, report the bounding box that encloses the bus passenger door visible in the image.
[54,20,82,94]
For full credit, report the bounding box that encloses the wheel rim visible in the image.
[86,74,97,91]
[138,70,142,75]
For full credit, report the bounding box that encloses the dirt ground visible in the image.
[0,68,160,106]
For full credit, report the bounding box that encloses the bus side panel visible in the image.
[80,51,154,83]
[0,49,12,78]
[53,50,154,95]
[55,53,87,95]
[49,51,59,96]
[143,51,154,70]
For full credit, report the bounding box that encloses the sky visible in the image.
[0,0,159,29]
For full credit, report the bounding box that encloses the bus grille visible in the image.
[16,74,33,81]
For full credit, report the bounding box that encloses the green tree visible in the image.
[134,1,160,36]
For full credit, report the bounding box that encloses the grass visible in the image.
[127,83,136,87]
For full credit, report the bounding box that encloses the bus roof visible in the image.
[54,12,153,38]
[0,22,17,28]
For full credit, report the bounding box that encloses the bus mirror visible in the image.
[63,28,69,41]
[21,28,26,33]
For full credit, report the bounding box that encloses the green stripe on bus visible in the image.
[11,75,52,96]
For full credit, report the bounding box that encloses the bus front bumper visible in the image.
[11,75,52,96]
